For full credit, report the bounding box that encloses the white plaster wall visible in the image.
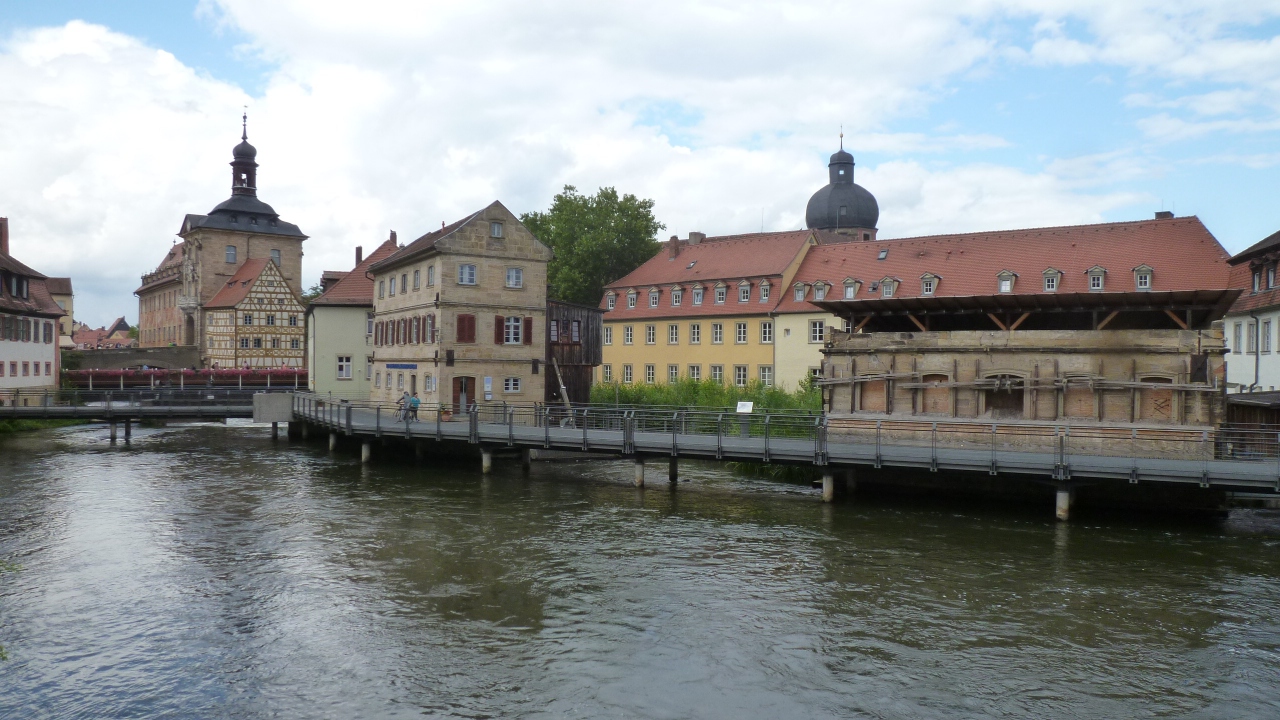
[1224,310,1280,392]
[0,334,59,391]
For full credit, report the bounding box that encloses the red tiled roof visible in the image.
[1,247,65,318]
[371,210,482,272]
[775,216,1233,314]
[45,277,72,295]
[205,258,272,309]
[311,239,400,306]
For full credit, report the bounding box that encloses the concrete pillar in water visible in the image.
[822,472,835,503]
[329,432,338,452]
[1055,485,1075,521]
[109,422,117,442]
[668,456,678,484]
[271,422,279,440]
[124,418,132,442]
[521,448,532,475]
[634,457,645,488]
[481,447,493,474]
[301,423,309,440]
[361,441,372,464]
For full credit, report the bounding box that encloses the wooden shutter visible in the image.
[523,317,533,345]
[495,315,505,344]
[458,314,475,343]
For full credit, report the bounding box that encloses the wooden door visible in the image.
[452,376,473,412]
[921,374,949,415]
[861,380,886,412]
[1140,377,1174,422]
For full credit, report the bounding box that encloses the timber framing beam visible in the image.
[1096,310,1121,330]
[987,313,1007,331]
[1164,308,1189,330]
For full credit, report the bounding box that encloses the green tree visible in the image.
[521,185,664,306]
[300,282,325,304]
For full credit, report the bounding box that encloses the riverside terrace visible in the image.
[7,390,1280,519]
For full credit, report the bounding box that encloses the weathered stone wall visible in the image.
[66,346,202,370]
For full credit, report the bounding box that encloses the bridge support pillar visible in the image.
[634,458,645,488]
[822,472,836,503]
[415,441,424,460]
[1055,485,1075,521]
[844,468,856,498]
[361,441,372,464]
[521,448,532,475]
[301,423,309,441]
[668,456,678,484]
[124,418,132,442]
[272,422,279,441]
[109,422,117,443]
[329,432,338,452]
[481,448,493,474]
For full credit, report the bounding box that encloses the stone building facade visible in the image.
[368,201,551,408]
[203,258,306,369]
[136,119,306,364]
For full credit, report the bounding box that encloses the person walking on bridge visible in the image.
[410,393,421,422]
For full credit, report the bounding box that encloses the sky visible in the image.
[3,1,1280,327]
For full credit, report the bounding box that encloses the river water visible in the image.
[2,423,1280,719]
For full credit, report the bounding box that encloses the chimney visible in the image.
[668,234,681,259]
[688,231,706,245]
[355,245,363,266]
[1154,211,1174,219]
[0,217,8,257]
[390,230,397,243]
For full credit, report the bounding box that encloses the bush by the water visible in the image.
[589,378,821,412]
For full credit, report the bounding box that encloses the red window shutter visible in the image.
[458,314,475,343]
[375,322,382,346]
[495,315,505,344]
[523,317,533,345]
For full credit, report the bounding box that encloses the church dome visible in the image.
[233,138,257,160]
[805,146,878,232]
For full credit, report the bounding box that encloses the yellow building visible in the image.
[204,258,306,368]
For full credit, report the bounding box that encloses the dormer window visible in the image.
[606,293,616,310]
[843,279,859,299]
[996,270,1017,294]
[760,282,771,302]
[814,283,827,301]
[1086,266,1107,291]
[1133,264,1153,291]
[881,280,895,298]
[1270,266,1276,289]
[738,283,750,303]
[692,287,704,305]
[921,274,937,296]
[715,285,727,304]
[649,290,659,308]
[627,291,637,308]
[1253,271,1261,293]
[671,287,683,306]
[794,284,805,302]
[1043,268,1062,292]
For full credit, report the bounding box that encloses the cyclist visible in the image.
[395,391,410,422]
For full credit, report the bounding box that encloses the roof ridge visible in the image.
[878,216,1199,244]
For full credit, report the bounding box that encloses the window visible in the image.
[760,284,770,302]
[1271,267,1277,289]
[378,281,385,299]
[400,274,408,294]
[506,268,523,288]
[367,359,373,380]
[389,277,397,295]
[243,314,253,325]
[240,338,250,348]
[734,365,748,387]
[689,323,701,344]
[413,270,421,290]
[1248,322,1258,353]
[1090,273,1104,291]
[712,323,723,344]
[367,313,375,335]
[504,316,523,344]
[711,365,724,382]
[1044,274,1058,292]
[397,373,404,390]
[288,315,297,327]
[882,282,894,298]
[571,321,580,342]
[270,249,281,266]
[1136,273,1151,290]
[810,320,825,343]
[624,325,634,344]
[21,362,28,376]
[1254,271,1262,292]
[645,364,656,384]
[627,291,637,308]
[375,370,381,387]
[999,278,1012,293]
[735,322,747,344]
[623,364,633,383]
[602,365,613,382]
[456,314,476,343]
[458,264,477,285]
[337,356,352,379]
[1234,322,1243,354]
[845,283,856,299]
[878,248,889,260]
[607,294,616,310]
[668,324,679,344]
[922,278,935,295]
[427,266,435,286]
[266,314,276,326]
[668,364,679,382]
[271,338,280,349]
[253,337,262,349]
[759,366,773,386]
[715,286,727,304]
[761,321,773,343]
[423,374,435,392]
[225,245,237,263]
[794,285,805,302]
[504,377,521,392]
[649,291,659,308]
[739,285,750,302]
[490,221,504,238]
[1266,321,1274,354]
[645,324,656,344]
[692,288,704,305]
[385,372,392,388]
[603,326,613,345]
[672,289,683,306]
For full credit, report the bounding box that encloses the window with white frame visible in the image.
[624,325,634,344]
[688,364,701,380]
[845,282,857,299]
[623,364,633,383]
[458,264,477,285]
[715,286,726,304]
[649,290,659,307]
[1234,322,1243,354]
[375,370,381,387]
[881,282,894,298]
[645,324,656,344]
[397,373,404,390]
[712,323,723,344]
[389,277,397,295]
[759,366,773,386]
[1248,321,1258,353]
[734,365,748,387]
[668,364,679,382]
[760,284,770,302]
[1044,274,1058,292]
[1089,270,1105,290]
[401,273,408,294]
[607,293,616,310]
[794,285,805,301]
[427,266,435,286]
[504,377,521,392]
[921,278,935,295]
[809,320,825,343]
[506,268,523,288]
[668,324,679,344]
[1271,267,1277,288]
[413,269,421,290]
[735,322,747,343]
[1136,272,1151,290]
[367,312,375,335]
[711,365,724,382]
[385,372,391,388]
[378,280,385,299]
[761,321,773,343]
[692,287,703,305]
[367,359,374,381]
[1265,321,1273,354]
[998,276,1012,293]
[603,326,613,345]
[337,356,352,379]
[627,291,637,308]
[814,284,826,301]
[602,365,613,382]
[672,288,683,306]
[504,316,523,344]
[689,323,701,344]
[645,364,656,384]
[490,221,504,238]
[243,313,253,325]
[739,284,750,302]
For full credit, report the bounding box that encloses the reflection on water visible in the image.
[2,423,1280,719]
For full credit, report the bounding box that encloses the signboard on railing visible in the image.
[736,401,754,413]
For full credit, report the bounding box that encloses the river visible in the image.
[2,422,1279,719]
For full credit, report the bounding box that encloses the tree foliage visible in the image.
[521,185,664,307]
[300,282,325,304]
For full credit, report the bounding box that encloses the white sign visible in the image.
[736,401,754,413]
[484,377,493,392]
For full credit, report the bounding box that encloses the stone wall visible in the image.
[65,346,202,370]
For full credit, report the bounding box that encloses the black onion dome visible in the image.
[233,138,257,160]
[805,147,878,231]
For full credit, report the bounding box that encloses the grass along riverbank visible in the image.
[0,419,88,435]
[590,378,821,412]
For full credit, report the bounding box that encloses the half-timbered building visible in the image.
[203,258,305,369]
